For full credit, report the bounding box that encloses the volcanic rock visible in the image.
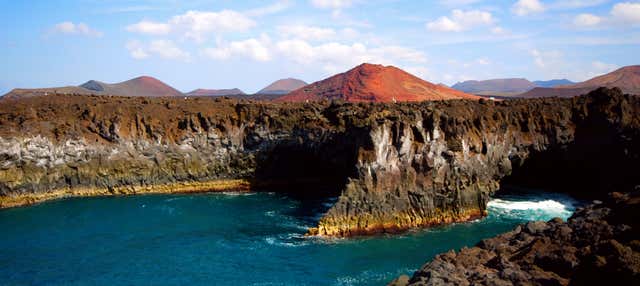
[394,191,640,286]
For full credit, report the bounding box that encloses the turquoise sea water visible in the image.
[0,190,578,286]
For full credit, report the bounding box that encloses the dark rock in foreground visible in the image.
[393,191,640,286]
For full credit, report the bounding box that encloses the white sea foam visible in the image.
[488,199,568,212]
[220,191,256,196]
[263,233,311,247]
[487,193,578,221]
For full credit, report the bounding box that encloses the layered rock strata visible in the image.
[0,88,638,237]
[392,190,640,286]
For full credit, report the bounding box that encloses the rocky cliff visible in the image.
[390,190,640,286]
[0,88,638,237]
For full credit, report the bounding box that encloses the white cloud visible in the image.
[126,40,191,61]
[277,25,337,41]
[426,9,495,32]
[126,10,255,42]
[574,61,619,80]
[51,22,103,37]
[126,21,170,35]
[476,58,490,65]
[310,0,358,18]
[573,13,603,27]
[125,40,149,59]
[530,49,562,68]
[568,2,640,29]
[611,2,640,24]
[491,26,507,34]
[149,40,191,61]
[201,33,427,76]
[203,35,272,62]
[246,0,292,17]
[310,0,355,9]
[525,47,618,81]
[512,0,545,16]
[275,39,427,74]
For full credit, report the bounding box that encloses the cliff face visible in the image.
[0,88,638,237]
[311,88,640,236]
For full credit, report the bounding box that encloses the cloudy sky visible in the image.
[1,0,639,94]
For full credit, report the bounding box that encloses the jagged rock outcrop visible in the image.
[393,190,640,286]
[311,87,640,236]
[0,88,639,238]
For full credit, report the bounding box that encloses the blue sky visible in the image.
[1,0,639,94]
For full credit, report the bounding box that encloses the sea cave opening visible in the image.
[250,134,362,220]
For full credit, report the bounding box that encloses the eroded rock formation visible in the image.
[391,190,640,286]
[0,88,638,237]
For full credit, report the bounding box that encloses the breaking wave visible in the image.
[487,192,579,221]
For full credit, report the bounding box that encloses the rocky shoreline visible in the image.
[1,88,639,237]
[390,190,640,285]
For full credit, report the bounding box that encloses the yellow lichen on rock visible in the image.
[0,179,250,209]
[311,208,485,237]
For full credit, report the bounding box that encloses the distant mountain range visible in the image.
[257,78,307,95]
[3,77,299,99]
[186,88,245,97]
[532,79,575,88]
[5,76,183,99]
[452,78,575,97]
[3,64,638,101]
[79,77,183,97]
[276,63,479,102]
[452,78,536,96]
[520,65,640,98]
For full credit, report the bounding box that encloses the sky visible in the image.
[0,0,639,94]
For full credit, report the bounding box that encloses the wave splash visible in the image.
[487,192,578,222]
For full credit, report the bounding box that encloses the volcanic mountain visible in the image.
[4,76,183,98]
[520,65,640,98]
[257,78,307,95]
[80,76,183,97]
[452,78,536,96]
[276,63,479,103]
[186,88,245,97]
[532,79,574,88]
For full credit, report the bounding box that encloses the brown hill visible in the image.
[452,78,536,96]
[520,65,640,98]
[564,65,640,93]
[276,63,479,102]
[81,76,183,97]
[186,88,245,96]
[517,87,596,98]
[4,76,183,98]
[258,78,307,95]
